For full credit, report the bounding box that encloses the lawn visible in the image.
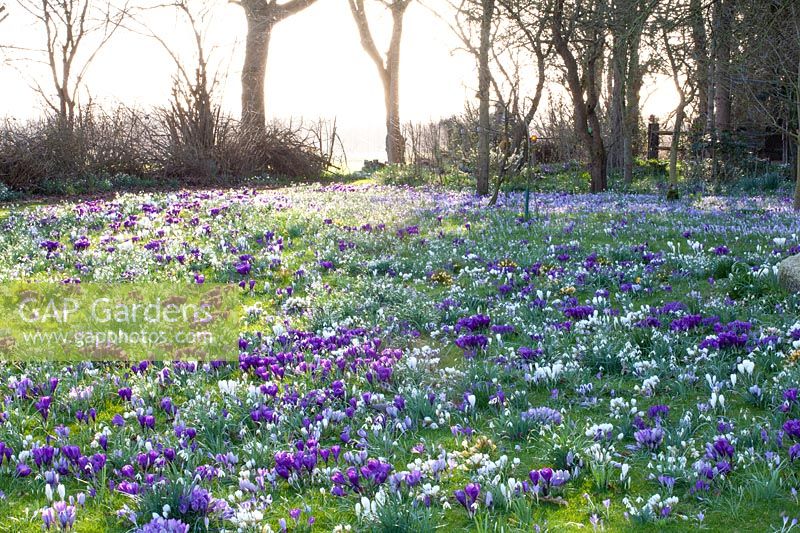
[0,184,799,532]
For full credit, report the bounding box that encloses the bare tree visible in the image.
[448,0,548,197]
[15,0,128,128]
[446,0,494,193]
[711,0,734,133]
[142,1,220,180]
[606,0,655,184]
[689,0,709,133]
[656,0,697,197]
[491,0,550,202]
[349,0,411,165]
[230,0,318,132]
[476,0,494,195]
[550,0,608,193]
[697,0,734,179]
[733,0,800,209]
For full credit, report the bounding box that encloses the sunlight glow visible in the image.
[0,0,677,164]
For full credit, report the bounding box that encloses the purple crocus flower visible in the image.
[783,419,800,440]
[32,445,53,468]
[35,396,52,421]
[235,261,252,276]
[116,481,141,495]
[454,489,467,509]
[40,240,61,254]
[138,414,156,430]
[16,463,32,477]
[789,443,800,462]
[465,482,480,501]
[564,305,594,320]
[454,482,481,516]
[455,314,491,332]
[0,442,12,466]
[707,437,735,460]
[73,236,90,251]
[647,404,670,422]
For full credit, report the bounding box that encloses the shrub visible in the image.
[0,104,331,195]
[0,107,153,193]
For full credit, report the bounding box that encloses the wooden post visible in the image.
[647,115,660,159]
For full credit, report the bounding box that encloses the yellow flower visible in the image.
[498,258,518,269]
[431,270,453,286]
[473,436,495,453]
[560,286,576,295]
[788,349,800,365]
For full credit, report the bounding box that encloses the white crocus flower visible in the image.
[738,360,755,375]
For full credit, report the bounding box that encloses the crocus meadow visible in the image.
[0,185,799,531]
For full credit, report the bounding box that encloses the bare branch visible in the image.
[348,0,388,75]
[12,0,130,126]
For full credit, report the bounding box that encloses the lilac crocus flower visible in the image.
[634,427,664,451]
[521,407,563,425]
[528,468,570,496]
[42,507,56,530]
[53,501,76,530]
[135,517,190,533]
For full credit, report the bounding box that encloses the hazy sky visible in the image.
[0,0,677,165]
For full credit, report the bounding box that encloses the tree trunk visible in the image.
[384,6,405,164]
[712,0,733,134]
[793,62,799,210]
[586,53,607,193]
[551,0,607,193]
[383,71,404,164]
[349,0,408,164]
[552,1,608,193]
[588,127,607,193]
[623,135,634,183]
[690,0,709,132]
[608,39,625,178]
[476,0,494,196]
[795,68,800,210]
[794,137,800,210]
[669,99,686,194]
[241,13,272,132]
[623,37,642,184]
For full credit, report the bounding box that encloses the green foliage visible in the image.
[372,494,439,533]
[374,164,472,189]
